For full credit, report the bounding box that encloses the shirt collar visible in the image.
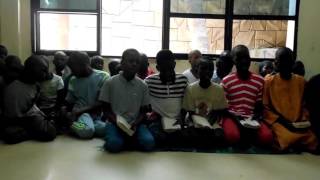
[119,72,136,85]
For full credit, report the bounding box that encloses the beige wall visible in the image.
[297,0,320,79]
[0,0,31,60]
[0,0,319,78]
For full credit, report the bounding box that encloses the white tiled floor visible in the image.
[0,136,320,180]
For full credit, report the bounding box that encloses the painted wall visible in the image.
[0,0,319,78]
[297,0,320,79]
[0,0,31,60]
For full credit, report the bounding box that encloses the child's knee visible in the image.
[257,125,273,146]
[104,137,124,153]
[71,122,95,139]
[222,118,241,144]
[94,121,106,137]
[139,134,155,151]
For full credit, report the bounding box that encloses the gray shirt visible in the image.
[3,80,41,118]
[99,73,150,123]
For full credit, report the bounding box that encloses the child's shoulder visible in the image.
[175,73,188,82]
[93,69,110,78]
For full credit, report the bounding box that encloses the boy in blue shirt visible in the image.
[65,52,109,139]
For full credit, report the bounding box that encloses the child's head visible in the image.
[292,60,305,77]
[156,50,176,82]
[232,45,251,76]
[275,47,295,79]
[53,51,68,72]
[108,60,121,76]
[137,53,149,78]
[68,51,92,78]
[24,55,49,82]
[198,58,214,82]
[216,50,233,79]
[188,50,202,71]
[3,55,24,83]
[91,56,104,71]
[0,45,8,60]
[121,49,140,77]
[259,60,274,77]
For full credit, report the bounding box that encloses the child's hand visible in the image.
[130,121,138,130]
[66,112,77,122]
[106,113,116,123]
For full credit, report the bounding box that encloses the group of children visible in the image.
[0,44,319,154]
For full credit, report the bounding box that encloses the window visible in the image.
[31,0,300,59]
[39,13,97,51]
[101,0,163,57]
[32,0,100,54]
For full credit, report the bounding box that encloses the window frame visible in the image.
[31,0,300,61]
[31,0,101,56]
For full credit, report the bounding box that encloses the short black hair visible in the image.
[231,45,250,63]
[292,60,305,76]
[156,49,175,65]
[218,50,233,66]
[24,55,47,71]
[121,49,140,64]
[108,60,121,76]
[199,58,214,71]
[4,55,22,67]
[0,45,8,58]
[275,47,294,62]
[69,51,90,65]
[91,56,104,63]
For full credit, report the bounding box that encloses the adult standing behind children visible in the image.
[99,49,155,153]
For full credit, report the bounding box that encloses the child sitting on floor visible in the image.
[99,49,155,153]
[263,48,318,152]
[1,55,56,144]
[37,57,65,129]
[182,58,229,147]
[221,45,273,149]
[145,50,188,147]
[65,52,110,139]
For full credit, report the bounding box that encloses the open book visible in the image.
[161,117,181,133]
[192,115,213,129]
[116,115,135,136]
[239,117,260,129]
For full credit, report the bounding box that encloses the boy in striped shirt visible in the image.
[145,50,188,146]
[221,45,273,147]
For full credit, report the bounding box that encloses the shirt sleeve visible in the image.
[65,76,76,104]
[257,79,264,102]
[213,86,228,110]
[182,85,195,112]
[141,83,150,106]
[98,79,112,103]
[263,77,279,124]
[56,76,64,91]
